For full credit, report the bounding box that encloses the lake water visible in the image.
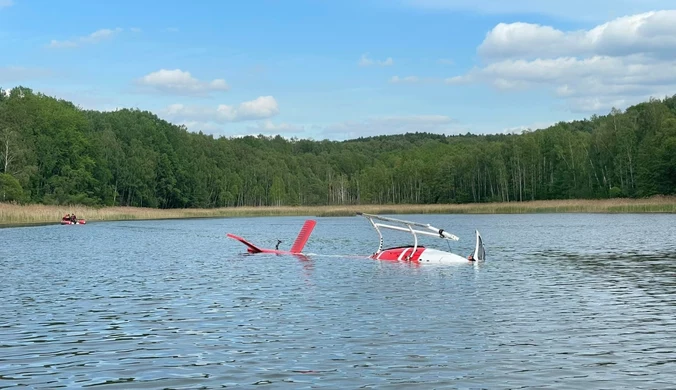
[1,213,676,389]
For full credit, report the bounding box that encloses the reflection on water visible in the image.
[1,214,676,388]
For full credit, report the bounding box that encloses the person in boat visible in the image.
[467,254,475,262]
[70,213,77,223]
[63,213,71,222]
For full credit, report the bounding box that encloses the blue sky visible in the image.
[2,0,676,140]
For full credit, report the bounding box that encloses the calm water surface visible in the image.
[1,214,676,388]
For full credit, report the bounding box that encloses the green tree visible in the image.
[0,173,24,202]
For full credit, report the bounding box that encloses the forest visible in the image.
[1,86,675,208]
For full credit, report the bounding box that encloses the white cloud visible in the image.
[401,0,676,22]
[246,120,306,134]
[0,66,52,82]
[389,75,419,83]
[48,28,124,48]
[225,96,279,120]
[321,115,459,139]
[461,56,676,87]
[136,69,229,95]
[359,53,393,67]
[161,96,279,123]
[0,0,13,9]
[444,75,468,85]
[49,40,78,49]
[444,10,676,112]
[390,75,445,84]
[478,11,676,60]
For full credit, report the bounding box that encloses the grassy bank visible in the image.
[2,196,675,226]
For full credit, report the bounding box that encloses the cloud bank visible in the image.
[445,10,676,112]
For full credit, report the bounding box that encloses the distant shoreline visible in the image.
[2,196,675,227]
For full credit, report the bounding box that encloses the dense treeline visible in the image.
[1,86,675,208]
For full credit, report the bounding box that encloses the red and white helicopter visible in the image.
[358,212,485,264]
[226,213,485,265]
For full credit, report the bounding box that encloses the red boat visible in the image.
[60,219,86,225]
[61,214,86,225]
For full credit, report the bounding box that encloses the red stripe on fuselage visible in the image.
[373,246,426,262]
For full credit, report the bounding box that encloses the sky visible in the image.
[2,0,676,140]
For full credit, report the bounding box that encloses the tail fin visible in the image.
[473,230,485,261]
[290,220,316,254]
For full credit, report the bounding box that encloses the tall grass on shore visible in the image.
[2,196,675,226]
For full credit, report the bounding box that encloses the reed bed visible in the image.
[2,196,675,227]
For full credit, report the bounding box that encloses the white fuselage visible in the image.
[417,248,470,264]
